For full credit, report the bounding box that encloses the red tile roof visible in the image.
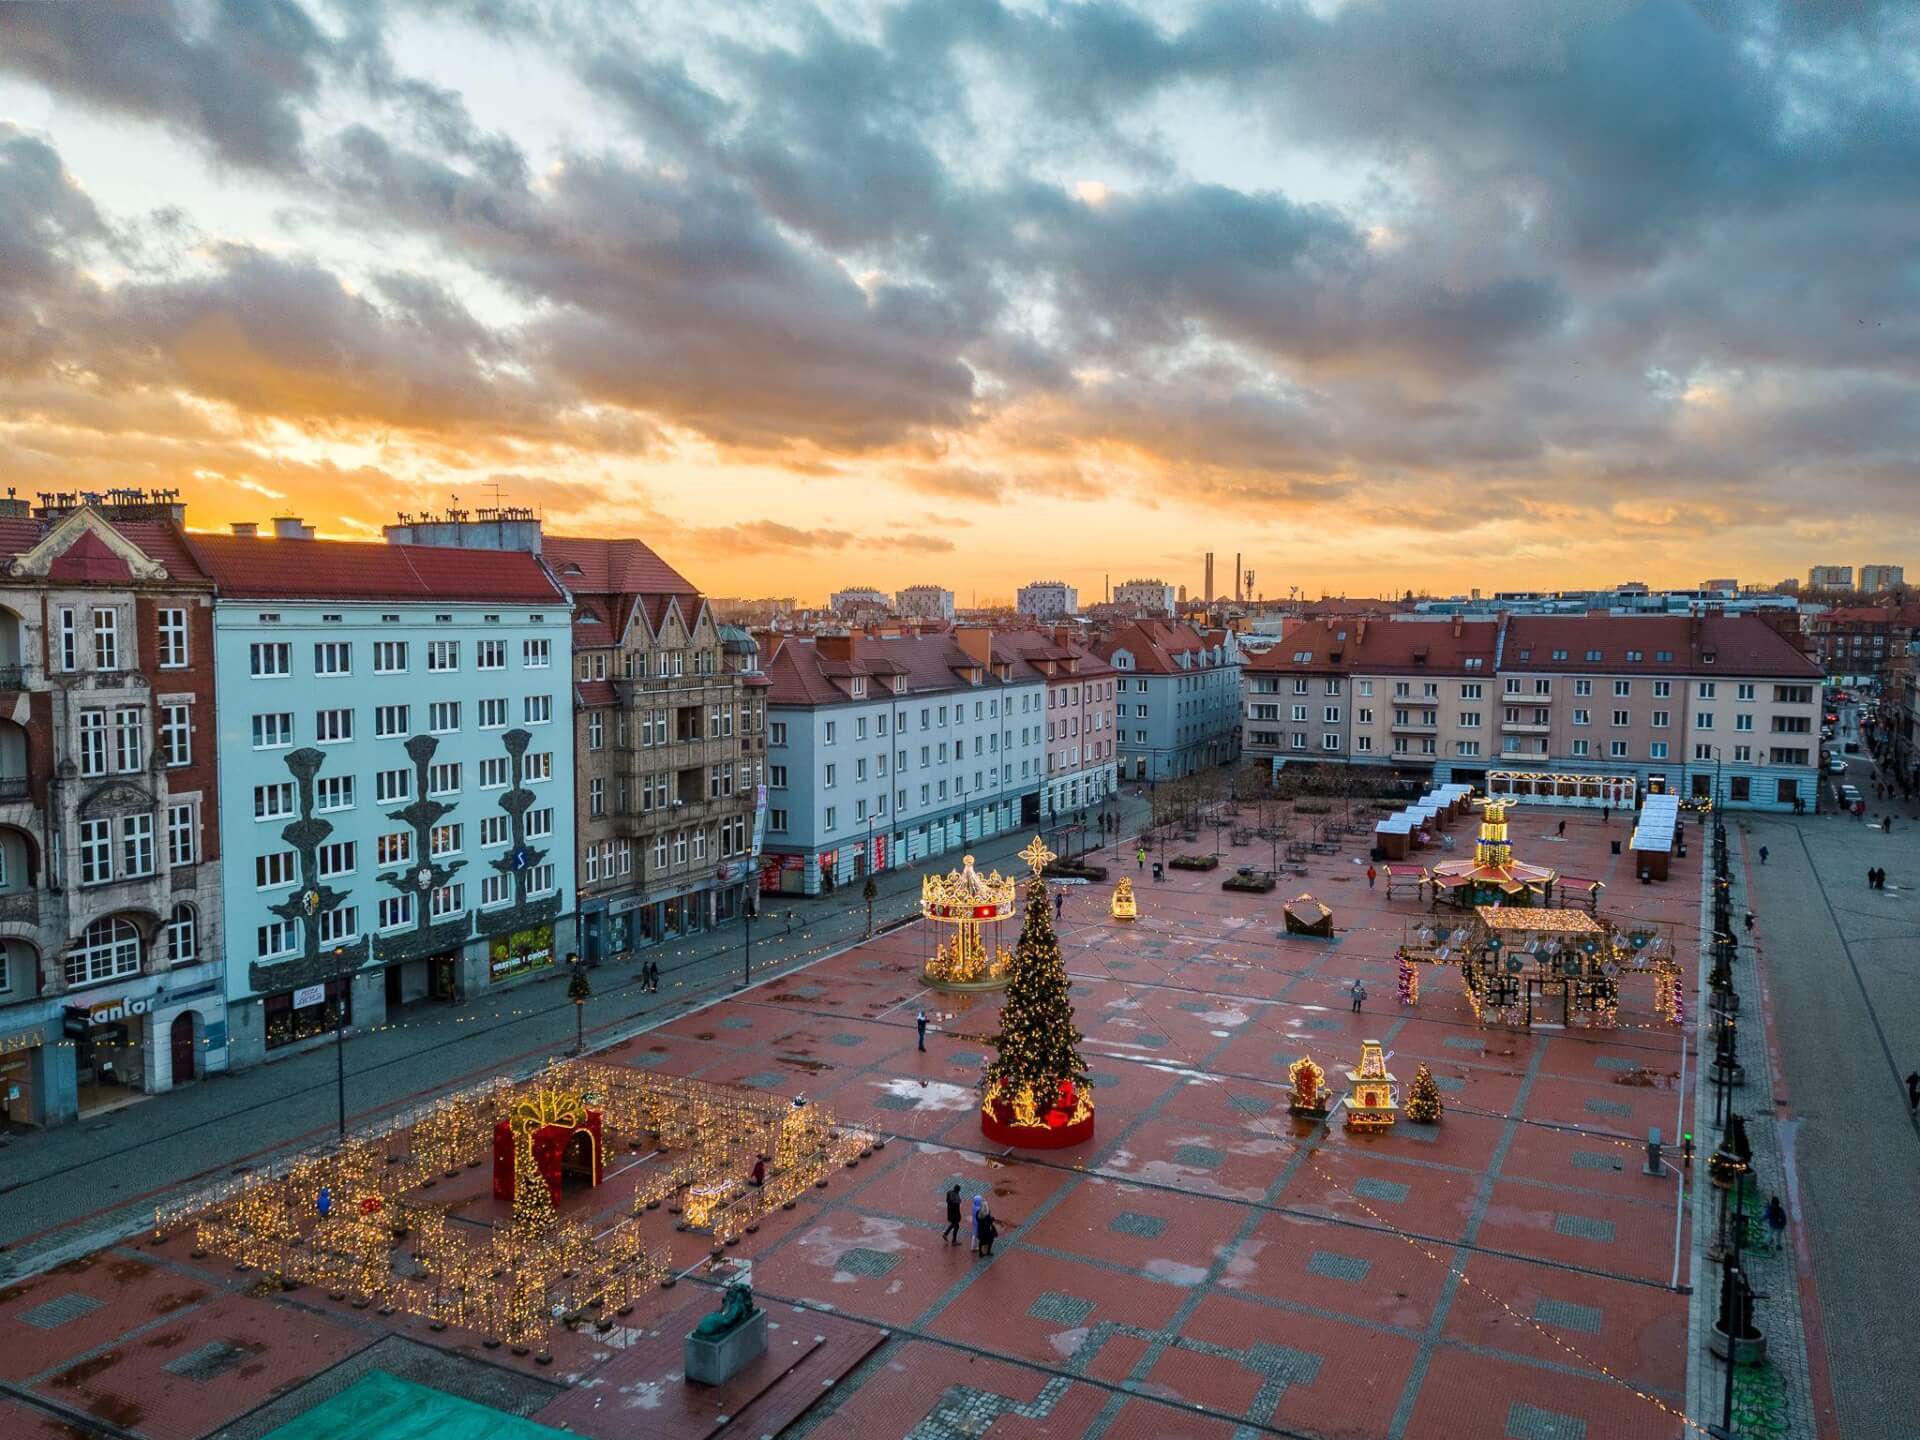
[1244,616,1498,674]
[1504,614,1819,678]
[1091,620,1232,675]
[992,628,1118,678]
[543,536,697,596]
[575,679,617,708]
[186,533,566,603]
[764,631,1046,707]
[0,516,213,584]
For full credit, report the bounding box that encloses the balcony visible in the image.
[1499,719,1553,735]
[1502,688,1554,704]
[0,665,27,691]
[1389,715,1439,733]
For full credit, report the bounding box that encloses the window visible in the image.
[430,883,465,919]
[429,701,460,733]
[256,850,297,889]
[480,756,509,788]
[1733,745,1753,762]
[1572,708,1591,726]
[374,640,408,673]
[481,873,511,907]
[314,641,351,676]
[159,703,192,766]
[476,639,505,670]
[427,640,459,672]
[56,607,78,671]
[1651,710,1670,728]
[375,704,409,737]
[1571,738,1589,756]
[824,805,837,832]
[1574,679,1593,696]
[1697,712,1716,730]
[78,709,108,776]
[769,808,788,833]
[769,765,788,789]
[1457,740,1481,757]
[430,823,463,857]
[315,708,353,744]
[92,608,120,670]
[480,815,509,847]
[1735,714,1753,732]
[526,807,553,839]
[1613,680,1631,697]
[588,712,604,750]
[478,697,507,728]
[1609,740,1629,758]
[1737,683,1755,701]
[428,762,461,795]
[255,782,295,820]
[70,917,141,986]
[316,775,354,811]
[318,840,356,878]
[376,768,412,804]
[378,894,414,931]
[769,721,788,747]
[824,721,837,745]
[318,906,359,945]
[524,751,552,782]
[1460,711,1481,729]
[589,777,605,817]
[523,638,550,668]
[524,695,552,724]
[157,608,188,668]
[824,763,836,788]
[1698,681,1717,699]
[251,642,290,677]
[1650,741,1669,759]
[118,813,154,877]
[1322,733,1341,751]
[377,831,412,866]
[256,920,297,960]
[167,802,196,867]
[1652,680,1671,698]
[529,862,555,895]
[1611,710,1630,727]
[165,903,196,963]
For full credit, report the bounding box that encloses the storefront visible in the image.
[1,1027,43,1129]
[488,924,556,985]
[74,1008,147,1115]
[383,951,459,1009]
[264,977,352,1051]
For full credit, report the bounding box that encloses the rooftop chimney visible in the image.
[231,522,258,538]
[272,516,315,540]
[815,633,855,662]
[955,626,994,668]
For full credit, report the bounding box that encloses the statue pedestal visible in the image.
[684,1307,767,1386]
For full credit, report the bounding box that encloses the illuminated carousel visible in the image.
[1426,799,1557,908]
[920,853,1016,989]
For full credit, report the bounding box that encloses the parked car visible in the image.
[1840,783,1864,810]
[1827,755,1847,774]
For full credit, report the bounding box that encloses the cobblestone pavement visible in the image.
[1733,794,1920,1440]
[0,804,1703,1440]
[0,796,1152,1276]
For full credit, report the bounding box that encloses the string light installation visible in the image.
[982,848,1095,1149]
[152,1061,876,1349]
[920,853,1016,988]
[1401,908,1679,1031]
[1287,1055,1329,1120]
[1109,876,1137,920]
[1396,952,1420,1006]
[1342,1038,1399,1130]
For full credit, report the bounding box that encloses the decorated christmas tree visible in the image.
[1406,1062,1444,1123]
[983,874,1090,1133]
[510,1132,557,1237]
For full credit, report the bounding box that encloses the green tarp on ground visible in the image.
[260,1371,570,1440]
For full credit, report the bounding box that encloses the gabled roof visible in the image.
[1091,620,1230,675]
[1244,617,1497,674]
[543,536,697,596]
[1,512,211,586]
[187,533,566,604]
[992,628,1118,678]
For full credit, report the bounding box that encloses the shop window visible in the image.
[264,978,352,1050]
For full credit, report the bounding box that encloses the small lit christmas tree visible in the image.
[510,1131,557,1237]
[1406,1062,1444,1123]
[983,873,1091,1137]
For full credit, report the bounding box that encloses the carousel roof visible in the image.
[920,854,1016,920]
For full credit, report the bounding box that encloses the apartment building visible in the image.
[0,497,225,1127]
[895,585,956,622]
[761,630,1046,895]
[549,538,767,960]
[994,629,1120,819]
[1807,565,1853,591]
[1805,603,1920,684]
[1111,579,1176,615]
[1016,581,1077,620]
[1242,612,1821,810]
[1859,565,1905,595]
[1095,621,1242,780]
[194,531,575,1067]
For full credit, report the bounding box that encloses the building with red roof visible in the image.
[0,494,225,1127]
[1241,611,1822,810]
[1090,620,1242,781]
[194,514,576,1069]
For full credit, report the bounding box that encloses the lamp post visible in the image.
[739,889,754,990]
[330,946,349,1140]
[566,955,591,1056]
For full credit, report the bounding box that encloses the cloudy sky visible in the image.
[1,1,1915,602]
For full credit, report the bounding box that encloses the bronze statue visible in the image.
[693,1277,757,1339]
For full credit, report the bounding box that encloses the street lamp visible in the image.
[566,954,591,1056]
[330,946,349,1140]
[739,889,754,990]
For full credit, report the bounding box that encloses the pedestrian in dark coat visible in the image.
[916,1009,928,1051]
[942,1184,963,1245]
[1758,846,1768,865]
[1350,981,1367,1013]
[977,1208,1000,1257]
[1905,1071,1919,1112]
[1557,819,1566,838]
[1743,910,1755,932]
[1054,890,1065,920]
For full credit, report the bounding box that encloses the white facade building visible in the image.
[1112,579,1176,615]
[1016,581,1078,620]
[895,585,956,622]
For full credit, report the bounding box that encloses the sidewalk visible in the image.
[1683,821,1823,1440]
[0,793,1154,1279]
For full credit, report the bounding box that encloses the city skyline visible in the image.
[3,2,1917,600]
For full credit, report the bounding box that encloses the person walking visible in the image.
[649,959,661,992]
[1557,819,1567,838]
[1054,890,1065,920]
[1602,805,1610,826]
[1764,1194,1788,1250]
[1758,845,1768,865]
[1366,864,1377,889]
[1350,980,1367,1013]
[916,1009,928,1052]
[1743,910,1755,933]
[969,1195,983,1253]
[977,1206,1000,1258]
[942,1184,963,1245]
[1905,1070,1919,1113]
[1137,846,1146,871]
